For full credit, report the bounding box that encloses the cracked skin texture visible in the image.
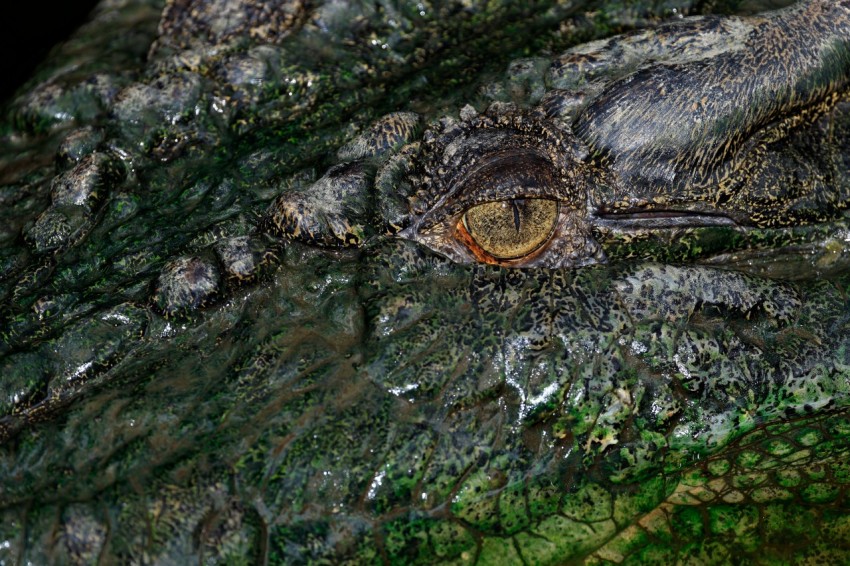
[3,0,850,563]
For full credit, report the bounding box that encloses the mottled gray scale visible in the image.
[237,364,346,487]
[614,265,801,323]
[50,151,123,211]
[111,72,202,126]
[56,505,108,565]
[20,150,124,254]
[775,300,850,413]
[406,344,467,401]
[25,210,75,253]
[363,239,458,288]
[419,411,497,501]
[152,255,221,316]
[271,517,378,564]
[213,45,284,109]
[374,142,420,233]
[213,235,267,281]
[113,483,248,564]
[679,329,756,402]
[0,302,147,441]
[571,268,632,339]
[469,267,529,316]
[575,1,850,198]
[267,161,370,246]
[337,112,421,162]
[550,284,622,378]
[361,243,479,407]
[674,326,730,384]
[626,319,676,369]
[367,289,436,339]
[272,386,396,509]
[15,72,133,135]
[152,0,307,55]
[365,289,471,403]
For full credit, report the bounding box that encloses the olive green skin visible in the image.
[3,0,850,564]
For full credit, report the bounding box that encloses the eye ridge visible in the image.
[459,198,559,262]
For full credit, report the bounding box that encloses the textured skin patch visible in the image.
[266,162,369,247]
[252,112,427,248]
[572,1,850,217]
[50,152,124,211]
[152,0,308,54]
[152,256,222,316]
[55,127,105,168]
[57,505,107,564]
[614,264,801,323]
[110,72,202,127]
[25,210,76,254]
[213,235,273,282]
[589,410,850,564]
[25,151,125,254]
[337,112,421,162]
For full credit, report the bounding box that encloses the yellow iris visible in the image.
[461,198,558,260]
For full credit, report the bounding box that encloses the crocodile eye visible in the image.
[459,198,558,260]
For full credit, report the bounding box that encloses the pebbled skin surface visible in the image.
[3,0,850,563]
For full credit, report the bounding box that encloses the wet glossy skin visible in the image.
[2,0,850,563]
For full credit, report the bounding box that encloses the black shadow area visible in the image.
[0,1,102,103]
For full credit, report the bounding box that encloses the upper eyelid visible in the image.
[418,160,571,230]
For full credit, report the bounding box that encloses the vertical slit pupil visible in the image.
[511,199,522,232]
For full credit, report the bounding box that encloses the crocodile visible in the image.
[2,0,850,563]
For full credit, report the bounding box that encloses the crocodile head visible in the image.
[2,0,850,563]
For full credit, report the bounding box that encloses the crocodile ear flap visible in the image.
[266,161,371,247]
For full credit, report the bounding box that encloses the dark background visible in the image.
[0,1,101,103]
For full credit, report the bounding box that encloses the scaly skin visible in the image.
[3,0,850,564]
